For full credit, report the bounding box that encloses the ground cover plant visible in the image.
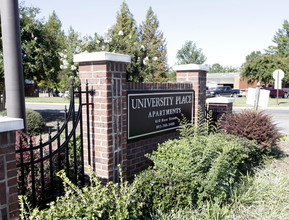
[18,114,271,219]
[153,166,289,219]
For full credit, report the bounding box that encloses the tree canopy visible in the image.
[20,7,63,88]
[0,1,171,93]
[267,20,289,57]
[241,53,289,86]
[209,63,239,73]
[242,20,289,87]
[108,2,141,81]
[139,7,169,82]
[176,41,206,65]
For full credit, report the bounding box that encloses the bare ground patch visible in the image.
[270,137,289,174]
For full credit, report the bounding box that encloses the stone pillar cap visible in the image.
[173,64,209,72]
[206,97,235,104]
[0,116,24,132]
[73,52,131,63]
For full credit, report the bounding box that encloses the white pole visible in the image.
[0,0,26,130]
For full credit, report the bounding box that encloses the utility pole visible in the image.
[0,0,26,130]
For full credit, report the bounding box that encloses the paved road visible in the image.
[234,107,289,134]
[26,103,289,134]
[26,102,73,111]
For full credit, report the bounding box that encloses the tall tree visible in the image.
[109,2,141,81]
[210,63,224,73]
[176,41,206,65]
[39,11,65,88]
[267,20,289,57]
[140,7,169,82]
[245,51,262,62]
[209,63,239,73]
[57,27,82,90]
[19,6,63,88]
[241,53,289,86]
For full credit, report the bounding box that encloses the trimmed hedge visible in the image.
[1,109,45,135]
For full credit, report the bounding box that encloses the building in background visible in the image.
[207,72,257,89]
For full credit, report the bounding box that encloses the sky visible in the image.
[23,0,289,68]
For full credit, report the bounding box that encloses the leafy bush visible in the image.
[1,109,46,135]
[155,167,289,219]
[221,110,282,151]
[134,132,262,215]
[18,113,265,218]
[26,109,46,135]
[19,166,144,219]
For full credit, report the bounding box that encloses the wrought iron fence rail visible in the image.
[15,97,76,154]
[16,106,81,166]
[16,81,95,207]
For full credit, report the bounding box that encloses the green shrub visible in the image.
[134,132,261,215]
[19,166,144,219]
[18,112,265,218]
[26,109,46,135]
[221,110,282,151]
[1,109,46,135]
[155,167,289,219]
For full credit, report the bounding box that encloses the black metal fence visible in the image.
[16,82,94,207]
[0,89,4,111]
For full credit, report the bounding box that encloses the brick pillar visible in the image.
[0,117,24,220]
[206,97,235,121]
[175,64,208,123]
[74,52,131,182]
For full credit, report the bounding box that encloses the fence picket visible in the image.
[16,82,94,207]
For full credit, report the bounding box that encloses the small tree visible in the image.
[176,40,206,64]
[140,7,169,82]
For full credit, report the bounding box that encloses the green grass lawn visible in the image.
[233,97,289,107]
[26,96,289,108]
[25,97,79,103]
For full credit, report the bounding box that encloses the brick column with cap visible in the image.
[0,117,24,220]
[174,64,208,123]
[206,97,235,121]
[74,52,131,182]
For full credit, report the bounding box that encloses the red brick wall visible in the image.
[79,61,127,182]
[126,82,193,180]
[0,131,19,220]
[176,70,207,123]
[127,131,179,181]
[76,53,204,182]
[239,77,258,90]
[207,103,233,121]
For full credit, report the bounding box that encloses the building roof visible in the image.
[207,72,241,84]
[207,72,240,78]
